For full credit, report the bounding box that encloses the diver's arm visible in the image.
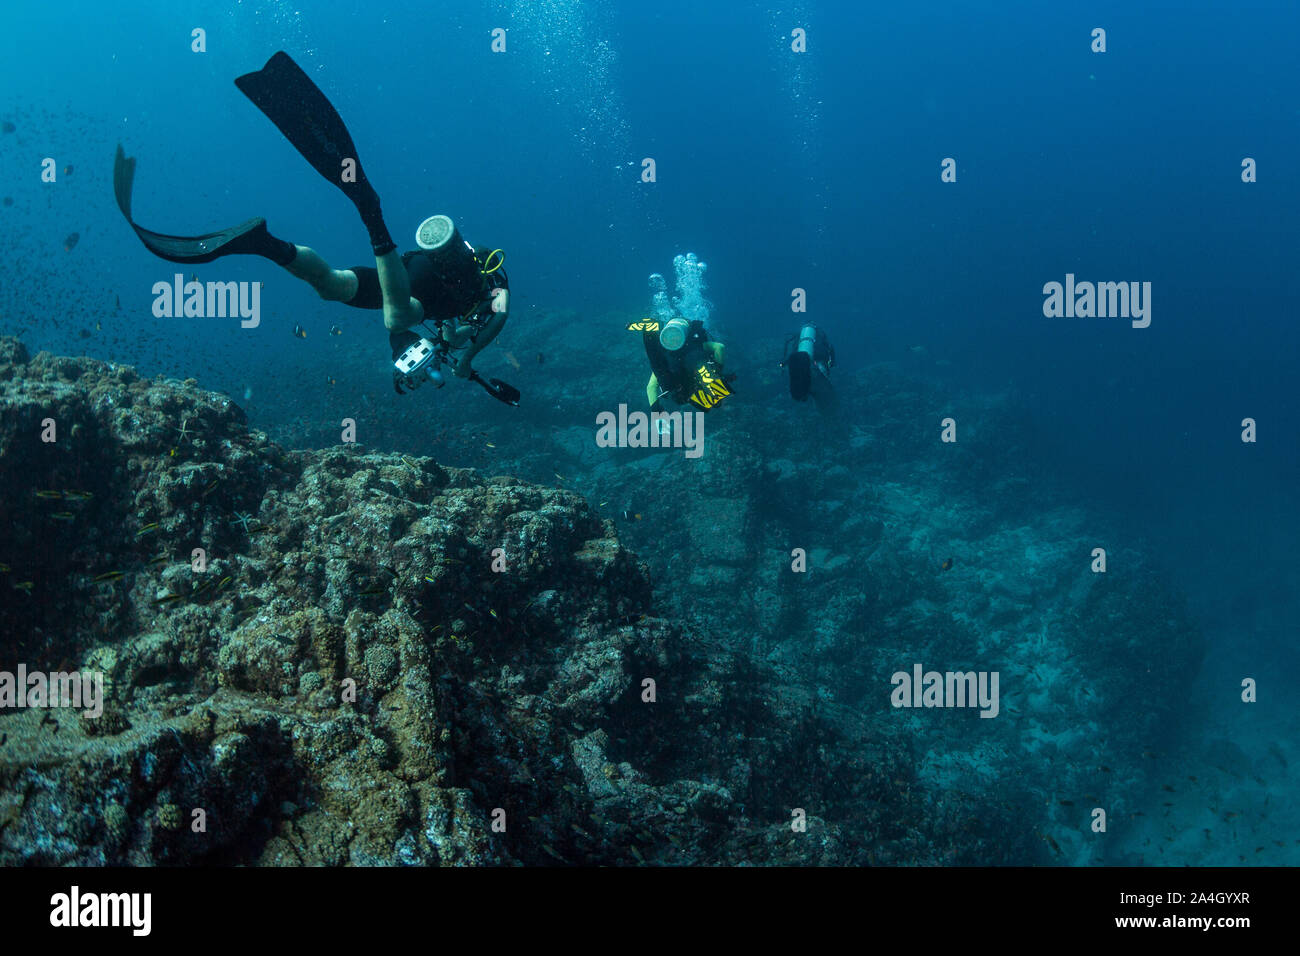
[454,313,506,378]
[453,288,509,378]
[376,249,424,332]
[442,321,475,348]
[705,341,725,365]
[282,245,359,301]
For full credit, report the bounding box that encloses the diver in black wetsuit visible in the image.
[630,317,733,420]
[113,52,516,403]
[781,324,836,410]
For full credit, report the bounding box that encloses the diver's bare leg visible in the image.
[375,249,423,331]
[282,245,358,301]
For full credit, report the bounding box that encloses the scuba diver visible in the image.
[628,316,733,430]
[781,323,837,412]
[113,51,517,405]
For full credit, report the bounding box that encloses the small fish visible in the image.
[34,490,63,499]
[50,512,76,521]
[329,325,342,336]
[629,846,644,863]
[0,563,9,573]
[63,490,93,500]
[152,593,183,606]
[422,574,437,584]
[92,571,125,582]
[168,448,177,458]
[1099,765,1112,773]
[941,557,953,571]
[536,352,545,364]
[485,442,495,448]
[292,324,307,339]
[63,232,79,252]
[489,609,499,620]
[504,351,521,370]
[12,581,34,593]
[634,513,642,521]
[115,294,121,310]
[359,587,386,596]
[1162,801,1174,807]
[598,501,608,507]
[542,844,564,861]
[1161,784,1175,793]
[217,576,232,590]
[325,376,336,386]
[1058,799,1074,806]
[1043,833,1061,854]
[555,473,565,481]
[63,164,73,176]
[148,555,169,566]
[136,522,159,536]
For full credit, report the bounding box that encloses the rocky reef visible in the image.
[0,337,1031,865]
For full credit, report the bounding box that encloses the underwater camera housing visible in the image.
[393,333,445,393]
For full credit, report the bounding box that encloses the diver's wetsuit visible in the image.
[644,319,725,410]
[346,246,508,321]
[812,327,834,370]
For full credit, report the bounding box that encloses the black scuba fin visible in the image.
[113,144,295,265]
[469,371,521,406]
[235,51,376,209]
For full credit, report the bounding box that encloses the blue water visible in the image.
[2,0,1297,865]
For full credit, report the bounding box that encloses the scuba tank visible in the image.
[797,325,817,360]
[415,215,483,298]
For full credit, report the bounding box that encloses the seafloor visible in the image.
[0,319,1256,865]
